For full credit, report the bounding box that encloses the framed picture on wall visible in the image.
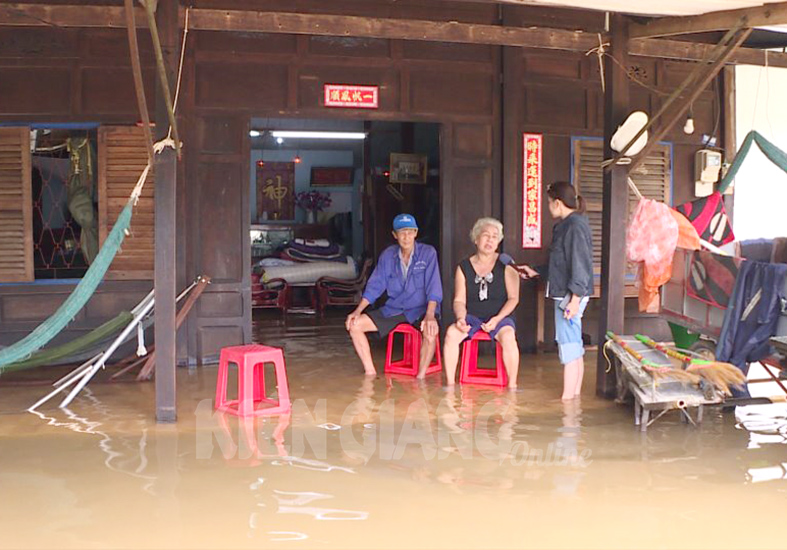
[389,153,427,184]
[256,161,295,221]
[311,166,354,186]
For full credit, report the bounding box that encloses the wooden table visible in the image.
[607,336,722,432]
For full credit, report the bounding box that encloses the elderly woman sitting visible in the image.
[443,217,520,389]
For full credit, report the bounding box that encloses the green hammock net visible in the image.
[717,130,787,194]
[0,201,134,371]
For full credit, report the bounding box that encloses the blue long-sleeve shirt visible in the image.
[362,242,442,322]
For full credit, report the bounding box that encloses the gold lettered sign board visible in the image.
[257,161,295,221]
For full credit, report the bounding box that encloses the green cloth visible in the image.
[0,201,134,371]
[67,137,99,265]
[2,311,134,372]
[718,131,787,194]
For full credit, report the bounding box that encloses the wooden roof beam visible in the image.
[0,3,140,28]
[631,2,787,39]
[188,9,599,50]
[2,4,787,67]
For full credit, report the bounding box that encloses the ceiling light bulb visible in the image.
[683,116,695,135]
[249,130,261,137]
[276,137,284,145]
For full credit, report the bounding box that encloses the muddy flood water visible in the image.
[1,313,786,549]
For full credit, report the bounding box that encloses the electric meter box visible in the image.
[694,149,723,197]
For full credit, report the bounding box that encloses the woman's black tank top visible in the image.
[460,257,508,321]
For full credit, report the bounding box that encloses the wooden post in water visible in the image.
[154,0,179,422]
[597,14,630,398]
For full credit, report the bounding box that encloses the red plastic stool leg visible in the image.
[385,324,419,376]
[215,351,230,411]
[459,332,508,386]
[270,350,291,414]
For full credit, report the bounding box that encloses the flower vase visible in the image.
[306,210,316,224]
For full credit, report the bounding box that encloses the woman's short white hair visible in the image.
[470,217,504,243]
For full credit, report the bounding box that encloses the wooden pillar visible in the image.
[501,31,532,350]
[596,14,630,397]
[155,0,178,422]
[721,65,736,223]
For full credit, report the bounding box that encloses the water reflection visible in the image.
[551,399,586,496]
[735,401,787,483]
[27,391,157,490]
[214,412,290,464]
[273,490,369,520]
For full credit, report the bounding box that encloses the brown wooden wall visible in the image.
[500,7,723,349]
[187,25,501,361]
[0,2,723,362]
[0,27,155,349]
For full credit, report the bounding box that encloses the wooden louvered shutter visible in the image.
[98,126,154,279]
[0,127,33,282]
[572,139,604,276]
[628,143,672,211]
[573,138,672,295]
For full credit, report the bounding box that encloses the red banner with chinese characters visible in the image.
[324,84,379,109]
[522,133,543,249]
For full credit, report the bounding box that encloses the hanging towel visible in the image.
[627,199,679,312]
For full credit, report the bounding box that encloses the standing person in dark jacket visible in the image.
[519,182,594,400]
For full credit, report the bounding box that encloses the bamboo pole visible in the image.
[58,297,157,409]
[141,0,181,158]
[626,27,753,175]
[123,0,154,164]
[603,22,745,171]
[136,276,210,380]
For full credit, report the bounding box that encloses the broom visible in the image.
[634,334,746,396]
[606,331,700,384]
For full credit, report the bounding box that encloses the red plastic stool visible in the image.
[385,324,442,376]
[459,331,507,386]
[215,344,291,416]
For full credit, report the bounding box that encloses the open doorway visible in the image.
[365,121,441,259]
[248,118,440,267]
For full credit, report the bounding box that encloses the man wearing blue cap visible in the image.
[346,213,442,377]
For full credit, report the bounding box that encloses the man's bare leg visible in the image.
[347,314,380,375]
[416,332,437,379]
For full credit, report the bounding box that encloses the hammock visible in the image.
[0,202,133,371]
[2,310,134,373]
[718,130,787,194]
[0,3,190,374]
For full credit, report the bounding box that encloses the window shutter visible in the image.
[629,144,672,207]
[573,138,672,294]
[98,126,154,280]
[572,139,603,273]
[0,127,33,282]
